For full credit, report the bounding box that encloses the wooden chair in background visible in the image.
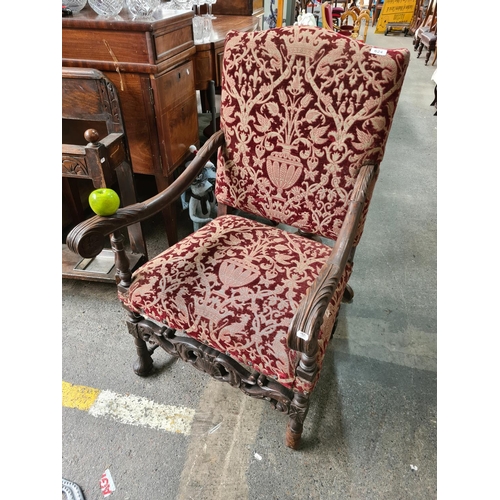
[413,0,437,51]
[371,0,384,27]
[352,9,370,42]
[62,67,147,282]
[321,2,335,29]
[414,0,437,65]
[340,7,358,31]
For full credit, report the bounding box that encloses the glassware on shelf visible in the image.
[126,0,160,17]
[202,16,212,42]
[192,0,205,16]
[63,0,87,13]
[205,0,216,19]
[192,15,204,43]
[88,0,125,16]
[171,0,194,10]
[192,15,211,43]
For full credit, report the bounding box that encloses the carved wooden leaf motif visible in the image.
[62,156,89,176]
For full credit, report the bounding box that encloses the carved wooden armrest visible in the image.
[287,162,378,380]
[67,130,225,259]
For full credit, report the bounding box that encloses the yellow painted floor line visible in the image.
[62,381,195,435]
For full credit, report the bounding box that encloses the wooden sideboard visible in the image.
[63,5,262,245]
[212,0,264,17]
[62,5,199,245]
[194,15,261,92]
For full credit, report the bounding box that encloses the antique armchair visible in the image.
[67,27,409,449]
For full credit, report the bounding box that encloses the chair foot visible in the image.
[342,284,354,303]
[285,421,303,450]
[285,392,309,450]
[133,336,154,376]
[126,311,155,376]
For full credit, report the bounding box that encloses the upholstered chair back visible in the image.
[216,26,410,242]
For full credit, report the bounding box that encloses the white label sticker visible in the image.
[100,469,116,497]
[370,47,388,56]
[297,330,309,341]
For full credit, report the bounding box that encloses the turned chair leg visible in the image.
[285,392,310,450]
[424,45,434,65]
[126,311,154,376]
[430,85,437,116]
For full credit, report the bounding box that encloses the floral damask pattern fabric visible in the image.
[216,26,410,242]
[120,27,410,396]
[120,215,351,392]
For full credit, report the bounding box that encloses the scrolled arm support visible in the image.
[287,162,378,356]
[66,130,226,259]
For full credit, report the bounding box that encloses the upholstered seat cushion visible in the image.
[119,214,352,393]
[420,32,437,47]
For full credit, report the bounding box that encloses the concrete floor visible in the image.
[62,24,437,500]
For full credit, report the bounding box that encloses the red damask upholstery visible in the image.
[216,27,409,243]
[69,25,409,450]
[121,215,352,394]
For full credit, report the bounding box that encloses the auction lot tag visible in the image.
[100,469,116,497]
[297,330,309,341]
[370,47,388,56]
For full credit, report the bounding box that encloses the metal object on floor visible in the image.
[62,478,85,500]
[384,22,410,36]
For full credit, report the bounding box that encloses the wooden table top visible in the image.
[62,4,193,31]
[195,14,261,47]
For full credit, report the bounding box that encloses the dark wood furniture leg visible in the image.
[126,311,155,377]
[286,392,310,450]
[430,85,437,116]
[207,79,218,137]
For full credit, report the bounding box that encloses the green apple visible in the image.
[88,188,121,216]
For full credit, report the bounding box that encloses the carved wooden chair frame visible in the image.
[67,27,409,449]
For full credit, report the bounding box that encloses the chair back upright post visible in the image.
[352,8,370,41]
[276,0,285,27]
[322,2,334,29]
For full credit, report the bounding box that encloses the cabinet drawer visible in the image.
[63,29,150,65]
[160,95,199,175]
[155,60,198,176]
[154,24,194,64]
[156,61,195,110]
